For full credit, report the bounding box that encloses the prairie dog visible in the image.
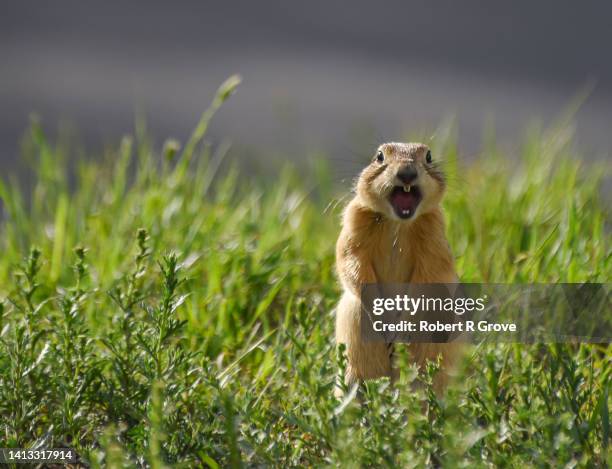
[335,142,458,394]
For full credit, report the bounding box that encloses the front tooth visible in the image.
[403,184,411,192]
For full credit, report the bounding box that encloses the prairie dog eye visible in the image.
[376,151,385,163]
[426,150,432,164]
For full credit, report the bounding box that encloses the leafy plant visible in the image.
[0,76,609,467]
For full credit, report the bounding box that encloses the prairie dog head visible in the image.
[356,142,445,222]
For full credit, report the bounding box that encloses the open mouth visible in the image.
[389,184,422,219]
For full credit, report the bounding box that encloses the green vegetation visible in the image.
[0,77,610,467]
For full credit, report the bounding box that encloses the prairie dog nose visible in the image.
[396,165,418,184]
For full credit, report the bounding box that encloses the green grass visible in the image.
[0,76,610,468]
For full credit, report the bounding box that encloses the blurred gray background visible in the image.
[2,0,612,172]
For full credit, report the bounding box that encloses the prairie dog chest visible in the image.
[368,224,415,283]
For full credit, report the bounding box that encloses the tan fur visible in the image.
[335,142,459,395]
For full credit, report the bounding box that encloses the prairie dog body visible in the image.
[335,142,458,394]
